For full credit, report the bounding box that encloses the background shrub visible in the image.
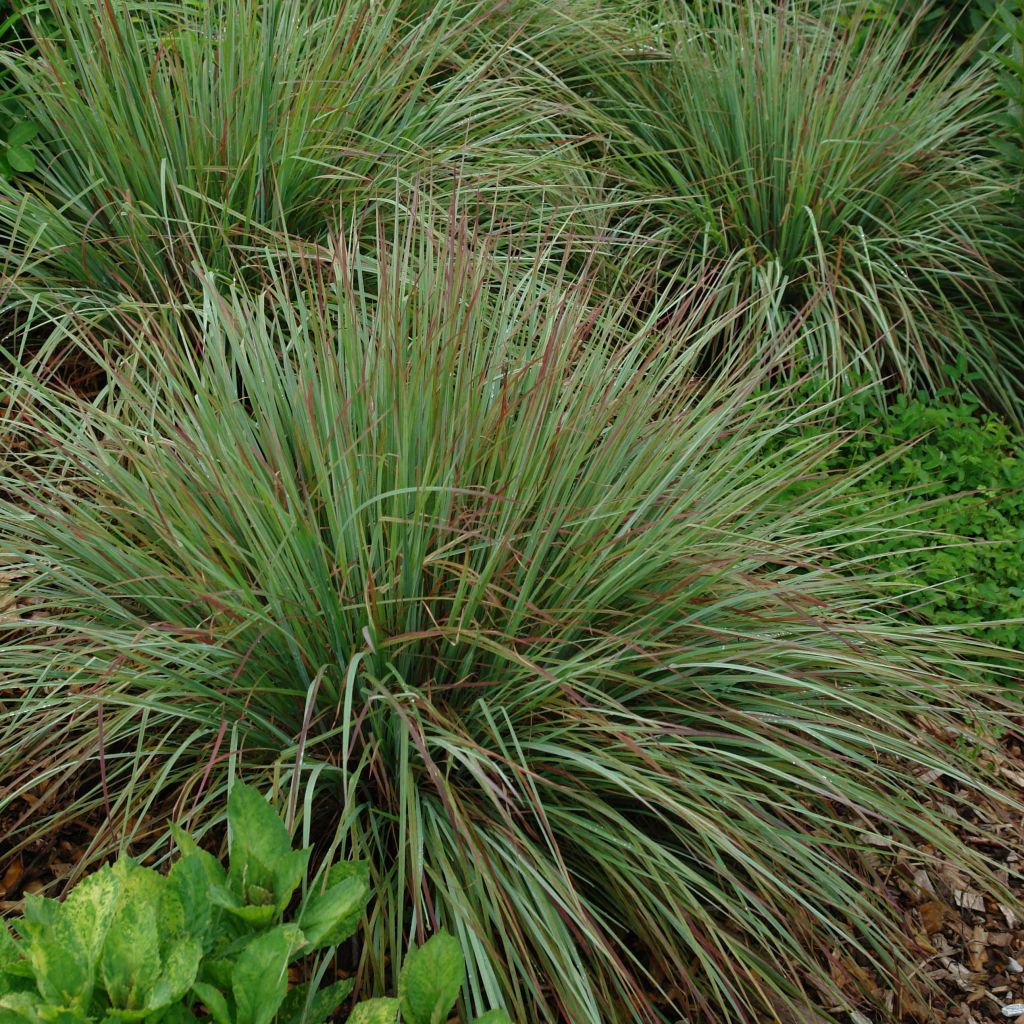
[778,382,1024,657]
[0,0,47,181]
[993,0,1024,182]
[587,0,1024,418]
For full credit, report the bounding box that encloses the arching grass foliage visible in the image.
[2,223,1020,1023]
[588,1,1024,418]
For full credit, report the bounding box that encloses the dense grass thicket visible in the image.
[2,1,1024,1023]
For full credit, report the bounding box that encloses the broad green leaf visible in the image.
[277,977,355,1024]
[226,785,309,912]
[166,853,215,946]
[56,867,120,950]
[191,981,231,1024]
[398,934,464,1024]
[324,861,370,890]
[231,926,301,1024]
[168,825,228,889]
[344,998,399,1024]
[6,146,34,174]
[196,957,233,992]
[0,928,20,971]
[297,876,369,950]
[0,991,43,1024]
[20,870,119,1008]
[315,861,371,945]
[227,784,291,896]
[270,848,311,915]
[146,938,201,1010]
[100,899,161,1010]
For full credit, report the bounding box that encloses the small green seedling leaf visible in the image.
[7,121,38,146]
[298,875,370,950]
[344,997,399,1024]
[6,146,34,173]
[472,1012,514,1024]
[398,933,464,1024]
[231,925,302,1024]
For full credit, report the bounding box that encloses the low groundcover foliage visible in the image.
[778,383,1024,656]
[0,779,509,1024]
[1,225,1021,1022]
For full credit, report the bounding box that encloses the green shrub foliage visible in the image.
[782,385,1024,655]
[0,1,40,179]
[993,0,1024,179]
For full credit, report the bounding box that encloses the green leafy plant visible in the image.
[0,110,35,177]
[993,0,1024,178]
[587,0,1024,419]
[0,2,38,178]
[0,780,510,1024]
[775,380,1024,656]
[823,0,1003,49]
[0,780,366,1024]
[2,224,1021,1024]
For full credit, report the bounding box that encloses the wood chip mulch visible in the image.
[826,730,1024,1024]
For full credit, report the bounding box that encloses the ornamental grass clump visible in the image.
[1,223,1020,1023]
[588,0,1024,418]
[0,0,587,321]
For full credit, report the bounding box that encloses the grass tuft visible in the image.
[2,221,1021,1022]
[0,0,591,321]
[588,0,1024,418]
